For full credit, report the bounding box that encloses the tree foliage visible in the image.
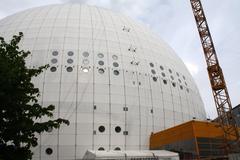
[0,32,69,160]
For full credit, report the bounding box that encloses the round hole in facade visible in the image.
[82,51,89,57]
[50,66,57,72]
[45,148,53,155]
[170,75,174,80]
[67,51,74,56]
[98,53,104,58]
[98,126,105,132]
[161,72,166,77]
[66,67,73,72]
[98,60,104,66]
[187,88,189,93]
[172,82,176,87]
[178,79,182,83]
[115,126,121,133]
[52,51,58,56]
[180,85,183,90]
[51,58,57,64]
[176,72,180,76]
[82,59,89,65]
[112,55,118,60]
[67,58,73,64]
[149,62,154,67]
[113,62,119,67]
[163,79,167,84]
[82,67,89,73]
[185,82,188,86]
[160,65,164,70]
[151,69,156,74]
[169,69,172,73]
[114,147,121,151]
[153,77,157,82]
[98,147,105,151]
[183,75,186,80]
[98,68,105,74]
[113,70,119,75]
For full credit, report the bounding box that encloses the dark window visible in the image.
[115,126,121,133]
[98,126,105,132]
[45,148,53,155]
[50,66,57,72]
[66,66,73,72]
[113,70,119,75]
[98,147,105,151]
[67,51,74,56]
[149,63,154,67]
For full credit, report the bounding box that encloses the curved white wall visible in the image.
[0,4,206,160]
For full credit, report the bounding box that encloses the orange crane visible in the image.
[189,0,240,154]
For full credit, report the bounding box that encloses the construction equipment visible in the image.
[189,0,240,154]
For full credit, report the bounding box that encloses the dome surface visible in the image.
[0,4,206,159]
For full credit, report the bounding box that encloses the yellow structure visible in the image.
[150,120,237,159]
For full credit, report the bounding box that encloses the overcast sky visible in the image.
[0,0,239,119]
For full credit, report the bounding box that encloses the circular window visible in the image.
[52,51,58,56]
[115,126,121,133]
[172,82,176,87]
[161,72,166,77]
[98,68,105,74]
[176,72,180,76]
[149,63,154,67]
[66,67,73,72]
[98,147,105,151]
[50,66,57,72]
[51,58,57,64]
[169,69,172,73]
[151,69,156,74]
[82,51,89,57]
[113,70,119,75]
[112,55,118,60]
[82,59,89,65]
[170,75,174,80]
[163,79,167,84]
[98,60,104,66]
[160,66,164,70]
[178,79,182,83]
[153,77,157,82]
[67,59,73,64]
[187,88,189,93]
[98,126,105,132]
[185,82,188,86]
[113,62,119,67]
[45,148,53,155]
[67,51,74,56]
[114,147,121,151]
[98,53,104,58]
[180,85,183,90]
[82,67,89,73]
[183,75,186,80]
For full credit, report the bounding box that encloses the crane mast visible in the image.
[189,0,240,153]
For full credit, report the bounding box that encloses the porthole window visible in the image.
[45,148,53,155]
[98,53,104,58]
[163,79,167,84]
[169,69,172,73]
[112,55,118,60]
[149,63,154,67]
[50,66,57,72]
[180,85,183,90]
[98,68,105,74]
[113,70,119,75]
[183,75,186,80]
[51,58,57,64]
[98,60,104,66]
[82,67,89,73]
[113,62,119,67]
[67,51,74,56]
[115,126,121,133]
[160,65,164,70]
[66,67,73,72]
[153,77,157,82]
[98,126,105,132]
[67,58,73,64]
[82,51,89,57]
[82,59,89,65]
[114,147,121,151]
[187,88,189,93]
[178,79,182,83]
[52,51,58,56]
[185,82,188,86]
[170,75,174,80]
[151,69,156,74]
[172,82,176,87]
[176,72,180,76]
[161,72,166,77]
[98,147,105,151]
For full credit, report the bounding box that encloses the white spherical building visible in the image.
[0,4,206,160]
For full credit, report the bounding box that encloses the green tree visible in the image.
[0,32,69,160]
